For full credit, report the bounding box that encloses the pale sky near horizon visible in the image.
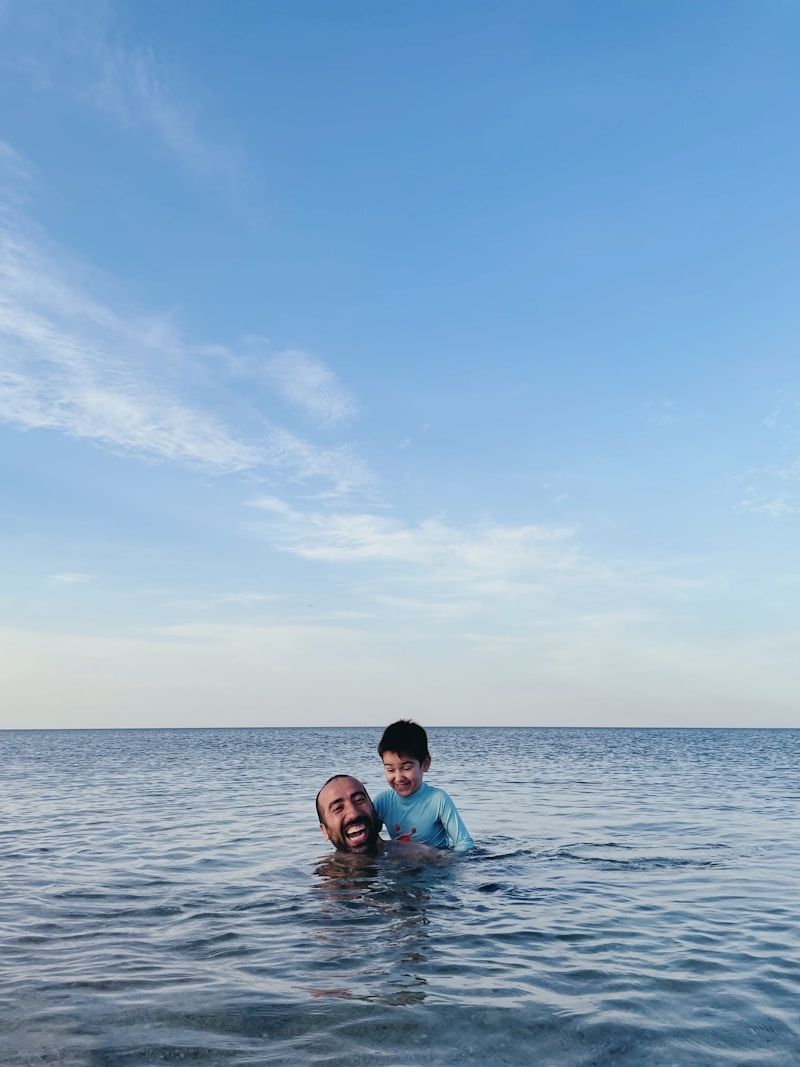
[1,0,799,729]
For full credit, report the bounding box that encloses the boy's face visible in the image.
[381,751,431,798]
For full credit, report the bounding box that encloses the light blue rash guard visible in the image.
[373,782,474,852]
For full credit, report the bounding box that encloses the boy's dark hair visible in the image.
[378,720,430,765]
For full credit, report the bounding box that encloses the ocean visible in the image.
[2,726,799,1066]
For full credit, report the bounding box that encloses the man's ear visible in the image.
[320,822,331,841]
[422,756,431,772]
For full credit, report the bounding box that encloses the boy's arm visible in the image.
[438,791,474,852]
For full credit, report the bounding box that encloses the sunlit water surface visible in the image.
[2,727,799,1065]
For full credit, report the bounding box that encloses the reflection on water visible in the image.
[310,851,451,1005]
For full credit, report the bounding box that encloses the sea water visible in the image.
[2,726,799,1066]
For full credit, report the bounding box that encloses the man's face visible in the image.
[317,776,381,853]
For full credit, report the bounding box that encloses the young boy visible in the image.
[373,719,474,852]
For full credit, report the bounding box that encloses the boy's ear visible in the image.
[422,756,431,772]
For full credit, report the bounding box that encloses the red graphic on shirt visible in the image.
[396,824,416,842]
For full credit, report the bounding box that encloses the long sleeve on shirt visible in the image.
[373,782,474,851]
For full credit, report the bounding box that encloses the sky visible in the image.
[1,0,799,729]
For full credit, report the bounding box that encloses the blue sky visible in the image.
[1,0,799,728]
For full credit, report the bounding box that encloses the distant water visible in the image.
[2,726,800,1066]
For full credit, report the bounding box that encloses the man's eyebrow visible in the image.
[326,788,367,809]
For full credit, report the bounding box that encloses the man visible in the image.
[316,774,383,854]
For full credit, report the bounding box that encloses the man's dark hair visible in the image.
[315,773,352,822]
[378,719,430,764]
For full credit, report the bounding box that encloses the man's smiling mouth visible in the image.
[344,819,369,843]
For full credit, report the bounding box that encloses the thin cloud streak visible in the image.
[262,429,372,494]
[738,396,800,518]
[0,0,247,192]
[0,140,30,179]
[248,497,588,579]
[88,39,246,190]
[287,514,580,574]
[245,496,717,636]
[262,348,358,426]
[0,139,34,203]
[163,592,277,611]
[739,493,794,519]
[0,206,370,488]
[205,338,360,433]
[0,231,263,472]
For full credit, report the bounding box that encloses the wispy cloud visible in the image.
[739,396,800,519]
[765,397,800,436]
[645,398,675,427]
[261,348,357,426]
[0,199,370,491]
[205,338,359,430]
[739,490,795,518]
[0,139,34,202]
[0,223,263,472]
[248,497,588,580]
[164,592,277,611]
[243,494,716,636]
[290,514,582,575]
[0,0,247,192]
[263,428,371,494]
[373,594,474,623]
[87,38,245,190]
[49,572,94,584]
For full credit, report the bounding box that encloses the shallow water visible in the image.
[2,727,799,1065]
